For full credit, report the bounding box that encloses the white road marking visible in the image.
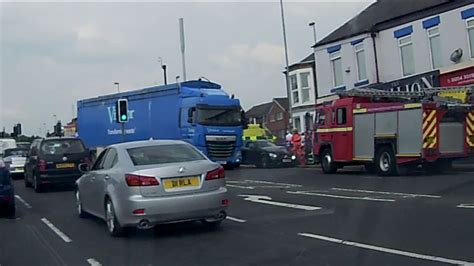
[227,184,255,190]
[245,180,302,187]
[15,195,32,209]
[457,203,474,209]
[226,216,247,223]
[298,233,474,265]
[40,218,72,243]
[287,191,395,202]
[331,187,441,199]
[238,194,321,211]
[87,258,102,266]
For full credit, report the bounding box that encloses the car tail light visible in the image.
[132,209,145,215]
[38,160,47,171]
[125,174,159,186]
[222,199,229,206]
[205,167,225,180]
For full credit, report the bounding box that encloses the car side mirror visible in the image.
[78,163,90,173]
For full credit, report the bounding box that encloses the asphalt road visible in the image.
[2,165,474,266]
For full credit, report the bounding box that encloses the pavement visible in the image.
[2,165,474,266]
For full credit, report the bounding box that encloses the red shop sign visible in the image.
[440,66,474,86]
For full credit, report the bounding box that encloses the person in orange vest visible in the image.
[291,129,305,165]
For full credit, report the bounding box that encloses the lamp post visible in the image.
[279,0,292,128]
[158,57,168,85]
[309,21,317,44]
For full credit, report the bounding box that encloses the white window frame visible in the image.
[466,18,474,59]
[290,74,299,104]
[330,51,343,87]
[398,35,415,77]
[354,43,367,82]
[276,112,283,121]
[427,26,442,69]
[300,72,311,103]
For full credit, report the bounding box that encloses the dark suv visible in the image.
[24,138,91,192]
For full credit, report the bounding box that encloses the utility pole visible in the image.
[179,18,187,81]
[158,57,168,85]
[279,0,292,127]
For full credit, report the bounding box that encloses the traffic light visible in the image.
[116,99,129,123]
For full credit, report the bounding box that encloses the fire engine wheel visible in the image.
[375,146,398,176]
[321,149,337,174]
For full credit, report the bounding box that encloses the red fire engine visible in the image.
[312,87,474,176]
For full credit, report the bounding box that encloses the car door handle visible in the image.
[91,176,96,181]
[104,175,110,180]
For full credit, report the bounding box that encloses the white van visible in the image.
[0,139,17,157]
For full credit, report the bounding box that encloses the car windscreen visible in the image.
[4,148,28,157]
[40,139,86,155]
[257,141,276,148]
[127,144,206,166]
[197,107,242,126]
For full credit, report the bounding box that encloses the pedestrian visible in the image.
[291,129,305,165]
[285,130,293,149]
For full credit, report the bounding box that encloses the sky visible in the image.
[0,0,373,136]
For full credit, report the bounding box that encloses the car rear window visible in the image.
[40,139,85,155]
[127,144,206,166]
[4,148,28,157]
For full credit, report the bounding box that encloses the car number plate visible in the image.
[282,159,292,163]
[163,176,200,189]
[56,163,75,169]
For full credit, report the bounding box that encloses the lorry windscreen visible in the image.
[197,107,242,126]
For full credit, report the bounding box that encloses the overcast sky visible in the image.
[0,1,373,136]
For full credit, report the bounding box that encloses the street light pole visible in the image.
[279,0,292,127]
[309,21,317,44]
[114,82,120,93]
[158,57,168,85]
[179,18,187,81]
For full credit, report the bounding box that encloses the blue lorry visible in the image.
[77,80,244,168]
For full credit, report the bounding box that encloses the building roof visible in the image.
[245,102,273,118]
[273,97,289,111]
[315,0,466,47]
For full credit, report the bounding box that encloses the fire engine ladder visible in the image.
[338,86,474,109]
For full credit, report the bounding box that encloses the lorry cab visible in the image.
[179,87,244,167]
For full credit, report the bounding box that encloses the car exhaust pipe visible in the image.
[137,219,152,230]
[217,211,227,221]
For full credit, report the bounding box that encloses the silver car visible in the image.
[2,148,28,178]
[75,140,229,236]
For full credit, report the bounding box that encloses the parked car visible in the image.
[24,137,91,192]
[16,142,31,150]
[241,140,297,168]
[2,148,28,179]
[0,139,17,158]
[0,159,15,217]
[75,140,229,237]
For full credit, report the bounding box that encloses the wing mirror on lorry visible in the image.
[187,107,196,124]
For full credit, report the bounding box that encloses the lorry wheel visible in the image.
[321,149,337,174]
[375,146,398,176]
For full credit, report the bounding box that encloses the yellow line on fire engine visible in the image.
[468,113,474,120]
[423,120,437,139]
[316,127,353,133]
[396,154,421,157]
[353,109,368,114]
[404,103,422,109]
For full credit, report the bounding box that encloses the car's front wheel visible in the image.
[105,199,125,237]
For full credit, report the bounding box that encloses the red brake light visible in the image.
[205,167,225,180]
[125,174,159,186]
[38,160,47,171]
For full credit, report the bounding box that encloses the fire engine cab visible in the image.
[313,87,474,176]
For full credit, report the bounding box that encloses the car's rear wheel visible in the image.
[33,173,43,193]
[75,189,88,218]
[257,156,269,168]
[105,199,125,237]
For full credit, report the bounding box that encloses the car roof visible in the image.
[109,140,188,150]
[43,137,80,141]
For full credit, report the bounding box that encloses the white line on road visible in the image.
[40,218,72,243]
[457,203,474,209]
[227,184,255,190]
[226,216,247,223]
[331,187,441,199]
[244,180,302,187]
[87,258,102,266]
[238,194,321,211]
[287,191,395,202]
[298,233,474,265]
[15,195,32,209]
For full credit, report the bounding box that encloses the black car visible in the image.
[24,137,91,192]
[241,140,297,168]
[0,159,15,217]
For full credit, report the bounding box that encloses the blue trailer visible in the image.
[77,80,244,168]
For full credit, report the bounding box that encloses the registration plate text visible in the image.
[164,176,200,189]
